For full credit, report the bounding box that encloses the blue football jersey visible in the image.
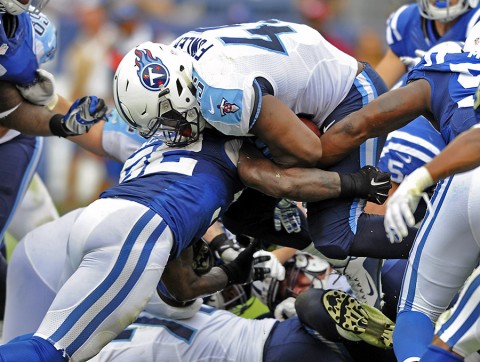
[378,117,445,183]
[100,130,244,258]
[0,11,56,86]
[386,4,480,58]
[408,48,480,142]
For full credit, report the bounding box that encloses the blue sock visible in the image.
[0,336,66,362]
[420,345,463,362]
[393,311,435,362]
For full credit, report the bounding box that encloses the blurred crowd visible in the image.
[37,0,410,213]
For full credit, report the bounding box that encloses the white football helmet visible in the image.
[417,0,479,22]
[113,41,205,147]
[252,251,331,311]
[464,21,480,53]
[0,0,49,15]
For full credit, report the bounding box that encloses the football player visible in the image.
[317,28,480,362]
[376,0,480,88]
[0,0,109,320]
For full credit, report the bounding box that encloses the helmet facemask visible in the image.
[142,88,204,147]
[417,0,478,22]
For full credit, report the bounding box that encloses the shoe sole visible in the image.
[322,289,394,349]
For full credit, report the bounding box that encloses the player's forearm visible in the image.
[0,102,55,136]
[238,142,341,201]
[318,81,430,167]
[425,126,480,182]
[250,166,341,201]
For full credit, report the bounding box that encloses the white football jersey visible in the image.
[171,20,358,136]
[90,307,277,362]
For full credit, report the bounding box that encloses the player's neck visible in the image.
[434,18,458,36]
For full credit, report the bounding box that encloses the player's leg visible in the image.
[0,135,43,320]
[394,171,480,362]
[420,267,480,361]
[8,173,59,241]
[263,317,349,362]
[295,288,394,349]
[2,209,82,343]
[0,198,173,361]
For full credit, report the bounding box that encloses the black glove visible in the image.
[339,165,392,205]
[218,239,270,285]
[209,233,241,262]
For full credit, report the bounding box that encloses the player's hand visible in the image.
[17,69,57,109]
[399,49,426,68]
[62,96,107,136]
[384,167,433,243]
[274,297,297,320]
[209,234,241,263]
[253,250,286,281]
[274,198,301,233]
[340,166,392,204]
[219,239,268,285]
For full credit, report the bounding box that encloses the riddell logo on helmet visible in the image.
[134,49,170,91]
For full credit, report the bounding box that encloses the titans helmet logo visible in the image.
[134,48,169,91]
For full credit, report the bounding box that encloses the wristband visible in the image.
[209,233,229,252]
[49,114,70,138]
[217,264,234,286]
[338,173,357,198]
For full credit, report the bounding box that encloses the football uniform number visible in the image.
[121,144,199,182]
[219,23,295,54]
[29,12,50,37]
[116,316,196,343]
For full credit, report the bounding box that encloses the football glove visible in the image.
[339,165,392,204]
[252,250,286,281]
[17,69,58,110]
[218,239,270,285]
[274,297,297,320]
[209,233,241,263]
[384,166,434,243]
[274,198,302,233]
[49,96,107,137]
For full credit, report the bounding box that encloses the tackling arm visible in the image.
[238,141,391,204]
[161,247,229,302]
[0,80,55,136]
[318,79,432,167]
[424,125,480,182]
[238,141,341,201]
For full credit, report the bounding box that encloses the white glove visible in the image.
[253,250,285,281]
[399,49,426,68]
[384,167,434,243]
[16,69,58,110]
[274,297,297,320]
[274,198,301,233]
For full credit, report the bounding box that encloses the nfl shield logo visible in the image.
[0,44,9,55]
